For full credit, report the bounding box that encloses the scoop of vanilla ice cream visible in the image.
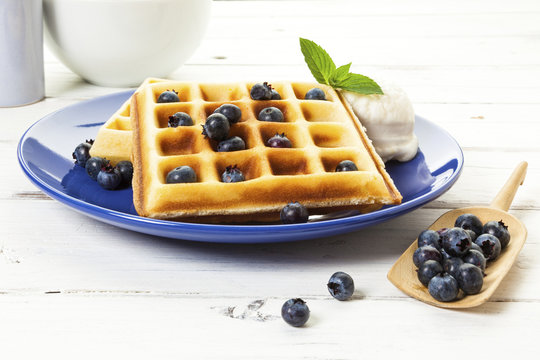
[341,81,418,162]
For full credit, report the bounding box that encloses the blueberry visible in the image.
[116,160,133,186]
[305,87,326,100]
[418,230,441,251]
[85,156,105,180]
[281,298,310,327]
[483,220,511,249]
[455,213,483,236]
[437,228,449,237]
[202,113,230,141]
[441,227,472,257]
[217,136,246,152]
[412,245,442,268]
[271,89,281,100]
[463,249,487,273]
[168,112,193,127]
[258,107,284,122]
[335,160,358,172]
[443,257,464,280]
[72,140,93,167]
[470,242,483,253]
[221,165,245,183]
[280,202,309,224]
[250,82,273,100]
[267,133,292,148]
[464,229,478,242]
[157,90,179,103]
[428,273,459,302]
[474,234,501,261]
[440,248,453,260]
[166,166,197,184]
[214,104,242,125]
[417,260,443,287]
[457,263,484,295]
[97,163,122,190]
[327,271,355,301]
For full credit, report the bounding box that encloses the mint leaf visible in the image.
[330,63,351,85]
[299,38,336,85]
[334,73,384,95]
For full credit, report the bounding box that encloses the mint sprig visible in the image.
[299,38,383,95]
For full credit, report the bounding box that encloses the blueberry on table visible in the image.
[221,165,245,183]
[455,213,483,236]
[428,273,459,302]
[335,160,358,172]
[157,90,180,103]
[305,87,326,100]
[327,271,355,301]
[202,113,230,141]
[72,140,93,167]
[474,234,501,261]
[168,112,193,127]
[280,202,309,224]
[483,220,511,249]
[281,298,310,327]
[166,166,197,184]
[214,104,242,125]
[441,227,472,257]
[217,136,246,152]
[85,156,105,180]
[250,82,273,100]
[116,160,133,186]
[412,245,441,268]
[417,229,441,251]
[463,249,487,273]
[442,257,464,280]
[267,133,292,148]
[417,260,443,287]
[457,263,484,295]
[271,89,281,100]
[97,163,122,190]
[258,107,284,122]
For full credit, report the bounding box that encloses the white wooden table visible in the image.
[1,0,539,358]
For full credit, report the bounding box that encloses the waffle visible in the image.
[130,80,402,222]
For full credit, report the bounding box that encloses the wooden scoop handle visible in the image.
[490,161,528,211]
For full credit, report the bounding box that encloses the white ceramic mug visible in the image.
[0,0,45,107]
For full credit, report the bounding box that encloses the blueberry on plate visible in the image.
[72,140,93,167]
[280,202,309,224]
[457,263,484,295]
[335,160,358,172]
[221,165,245,183]
[483,220,511,249]
[85,156,105,180]
[412,245,441,268]
[250,82,273,100]
[116,160,134,186]
[418,260,443,287]
[166,165,197,184]
[441,227,472,257]
[281,298,310,327]
[258,107,284,122]
[168,112,193,127]
[455,213,483,236]
[442,257,464,280]
[464,229,478,242]
[267,133,292,148]
[157,90,179,103]
[271,89,281,100]
[327,271,355,301]
[97,163,122,190]
[463,249,487,273]
[217,136,246,152]
[417,229,441,250]
[305,87,326,100]
[214,104,242,125]
[470,242,483,253]
[202,113,230,141]
[474,234,501,261]
[428,273,459,302]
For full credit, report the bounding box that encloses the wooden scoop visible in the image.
[387,161,528,308]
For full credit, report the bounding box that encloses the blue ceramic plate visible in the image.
[18,91,463,243]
